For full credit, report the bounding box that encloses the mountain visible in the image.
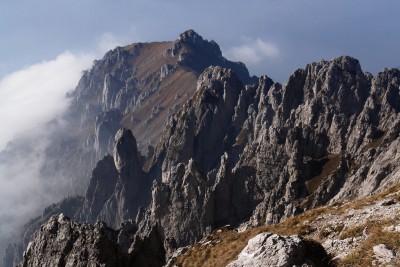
[5,30,400,266]
[40,29,257,197]
[3,29,256,267]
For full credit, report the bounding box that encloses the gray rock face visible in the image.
[4,197,83,267]
[96,128,152,228]
[171,29,257,85]
[227,232,331,267]
[136,66,261,249]
[34,29,257,207]
[18,214,165,267]
[19,214,130,267]
[80,155,119,224]
[136,56,400,252]
[113,128,140,173]
[94,109,123,159]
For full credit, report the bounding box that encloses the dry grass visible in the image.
[175,227,259,267]
[318,223,345,240]
[175,206,334,266]
[175,182,400,267]
[339,218,397,240]
[339,225,365,240]
[337,183,400,213]
[339,229,400,267]
[122,67,197,149]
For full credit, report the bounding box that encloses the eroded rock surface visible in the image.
[227,232,332,267]
[18,214,130,267]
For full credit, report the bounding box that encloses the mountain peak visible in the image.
[178,29,203,43]
[174,29,222,56]
[331,55,362,73]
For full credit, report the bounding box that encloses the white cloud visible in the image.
[226,38,280,65]
[0,52,93,150]
[0,33,121,151]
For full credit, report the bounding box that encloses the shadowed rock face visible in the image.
[80,154,119,224]
[18,214,130,267]
[87,128,152,229]
[9,32,400,267]
[18,214,164,267]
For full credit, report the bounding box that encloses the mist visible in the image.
[0,34,120,260]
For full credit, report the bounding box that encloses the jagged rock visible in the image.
[97,128,152,228]
[18,214,165,267]
[170,30,257,84]
[138,56,400,251]
[227,232,332,267]
[4,197,84,267]
[18,214,130,267]
[113,128,140,173]
[128,226,166,267]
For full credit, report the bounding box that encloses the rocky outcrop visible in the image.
[92,128,152,228]
[135,66,263,249]
[227,232,332,267]
[18,214,165,267]
[170,29,257,85]
[4,196,83,267]
[18,214,130,267]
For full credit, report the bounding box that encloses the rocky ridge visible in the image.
[5,30,400,267]
[132,56,400,253]
[18,214,165,267]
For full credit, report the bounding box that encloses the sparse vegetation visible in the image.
[175,182,400,267]
[339,229,400,267]
[339,224,365,240]
[318,223,345,240]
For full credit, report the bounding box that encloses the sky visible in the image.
[0,0,399,259]
[1,0,400,82]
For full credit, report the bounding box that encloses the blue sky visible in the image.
[1,0,399,82]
